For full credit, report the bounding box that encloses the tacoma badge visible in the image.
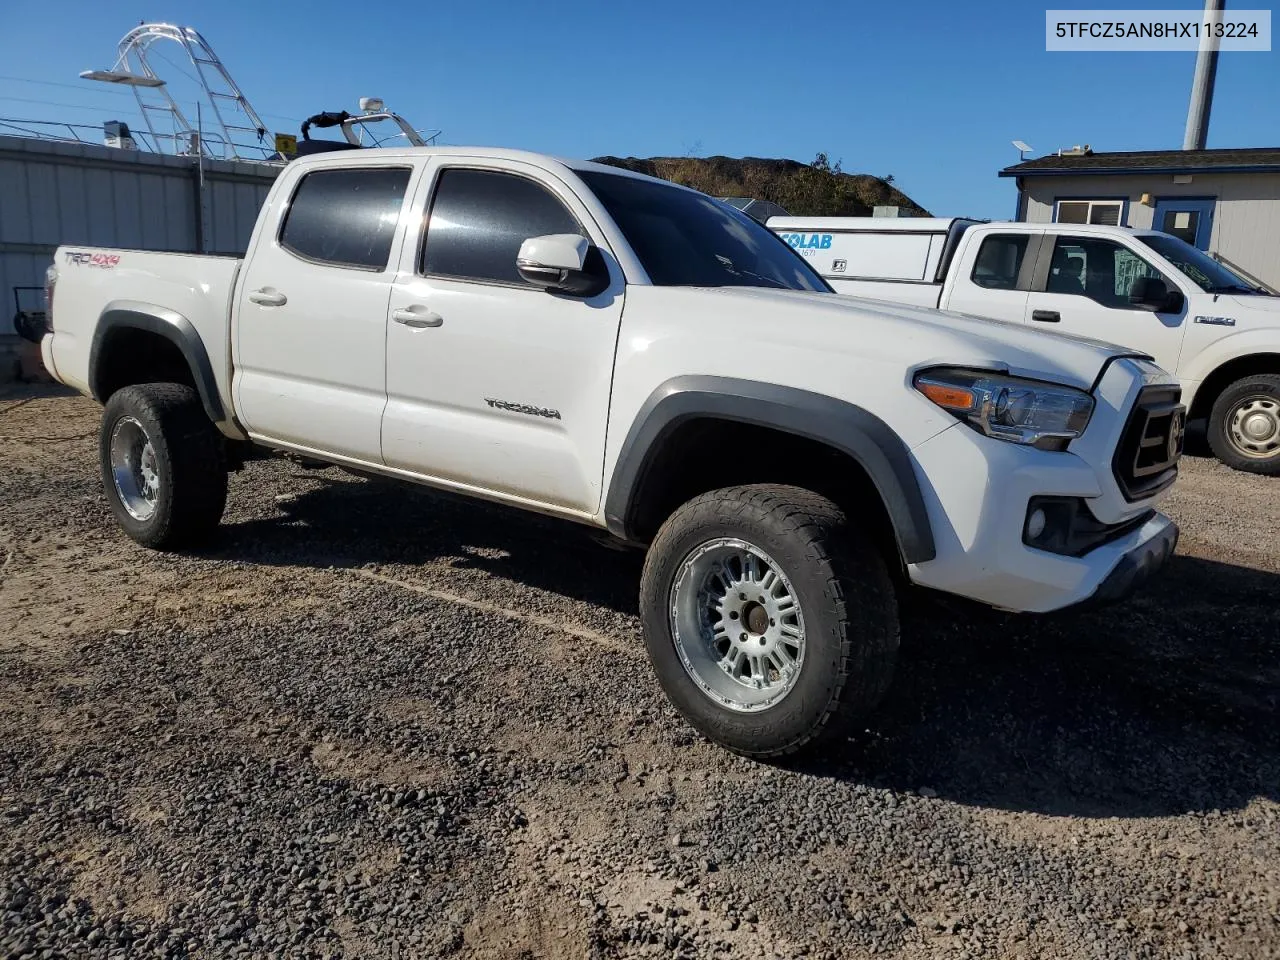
[484,398,562,420]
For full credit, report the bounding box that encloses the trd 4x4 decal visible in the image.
[64,252,122,269]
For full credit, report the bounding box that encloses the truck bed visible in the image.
[47,248,241,404]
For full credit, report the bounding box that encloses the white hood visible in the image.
[1220,293,1280,323]
[702,287,1147,391]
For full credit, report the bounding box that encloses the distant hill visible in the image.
[591,154,929,218]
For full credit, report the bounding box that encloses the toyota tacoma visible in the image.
[41,148,1182,756]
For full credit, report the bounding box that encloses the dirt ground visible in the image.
[1,385,1277,959]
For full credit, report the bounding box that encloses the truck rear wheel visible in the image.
[99,384,228,549]
[639,484,899,758]
[1207,374,1280,475]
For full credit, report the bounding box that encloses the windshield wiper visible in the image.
[713,255,788,290]
[1206,284,1261,294]
[735,269,788,289]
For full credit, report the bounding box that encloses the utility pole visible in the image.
[1183,0,1226,150]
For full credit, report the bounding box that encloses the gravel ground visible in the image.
[1,386,1277,959]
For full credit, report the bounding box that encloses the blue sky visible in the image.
[1,0,1277,219]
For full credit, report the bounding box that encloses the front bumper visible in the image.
[1087,514,1178,606]
[905,420,1177,613]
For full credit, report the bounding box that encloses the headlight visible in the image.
[914,367,1094,450]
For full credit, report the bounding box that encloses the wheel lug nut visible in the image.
[729,611,739,620]
[739,633,747,642]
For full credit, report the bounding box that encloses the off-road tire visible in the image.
[99,383,228,549]
[639,484,899,758]
[1207,374,1280,475]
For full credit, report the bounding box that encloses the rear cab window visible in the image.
[278,167,412,270]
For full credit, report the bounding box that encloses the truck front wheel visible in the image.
[639,484,899,758]
[1207,373,1280,475]
[99,384,228,549]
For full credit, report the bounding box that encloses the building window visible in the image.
[1055,199,1124,227]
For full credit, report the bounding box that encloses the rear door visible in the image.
[1021,233,1189,372]
[942,230,1042,323]
[234,163,417,462]
[381,160,625,514]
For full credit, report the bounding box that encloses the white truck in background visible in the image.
[42,148,1182,757]
[771,216,1280,474]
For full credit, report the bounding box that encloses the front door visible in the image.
[381,161,625,515]
[1022,234,1190,373]
[235,164,416,462]
[1152,197,1216,251]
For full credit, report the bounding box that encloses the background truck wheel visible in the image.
[1207,374,1280,475]
[99,383,228,549]
[639,484,899,758]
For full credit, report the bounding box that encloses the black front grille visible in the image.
[1113,385,1184,502]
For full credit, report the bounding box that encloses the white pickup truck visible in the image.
[42,148,1182,757]
[771,216,1280,474]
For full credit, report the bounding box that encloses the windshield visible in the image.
[1139,233,1263,294]
[577,171,830,292]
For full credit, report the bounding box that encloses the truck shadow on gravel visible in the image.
[834,559,1280,819]
[217,472,646,614]
[216,473,1278,820]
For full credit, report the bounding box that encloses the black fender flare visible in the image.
[88,300,227,425]
[604,376,936,564]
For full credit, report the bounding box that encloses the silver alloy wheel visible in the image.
[669,538,805,712]
[1228,395,1280,460]
[110,416,161,521]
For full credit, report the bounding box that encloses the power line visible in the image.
[150,48,202,86]
[141,49,300,128]
[0,94,144,113]
[0,92,300,129]
[0,74,137,97]
[0,74,299,125]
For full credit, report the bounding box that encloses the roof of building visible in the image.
[999,147,1280,178]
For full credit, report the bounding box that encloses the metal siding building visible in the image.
[1002,148,1280,292]
[0,134,280,334]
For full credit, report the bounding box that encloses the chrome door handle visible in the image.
[248,288,287,307]
[392,307,443,328]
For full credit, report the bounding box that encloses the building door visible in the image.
[1152,198,1216,250]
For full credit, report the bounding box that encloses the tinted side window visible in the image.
[279,167,411,269]
[1047,237,1165,308]
[970,235,1029,289]
[422,169,582,285]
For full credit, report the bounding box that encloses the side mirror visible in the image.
[1129,276,1184,313]
[516,234,608,298]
